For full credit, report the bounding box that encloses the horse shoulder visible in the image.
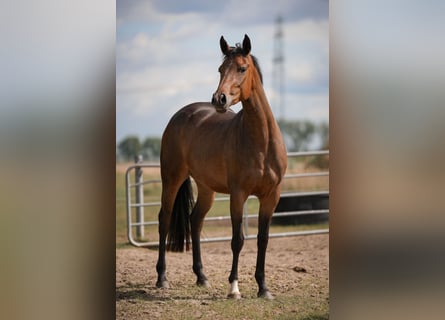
[265,136,288,180]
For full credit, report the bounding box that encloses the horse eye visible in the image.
[238,66,247,73]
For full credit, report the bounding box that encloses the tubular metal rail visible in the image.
[125,150,329,247]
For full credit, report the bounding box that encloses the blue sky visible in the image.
[117,0,328,142]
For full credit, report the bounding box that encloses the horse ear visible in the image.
[220,36,230,56]
[242,34,251,55]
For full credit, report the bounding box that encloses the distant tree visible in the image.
[317,122,329,150]
[307,122,329,169]
[117,135,141,161]
[142,137,161,161]
[278,120,316,152]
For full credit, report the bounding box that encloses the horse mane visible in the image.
[250,55,263,84]
[223,47,263,84]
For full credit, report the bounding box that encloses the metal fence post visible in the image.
[135,155,144,239]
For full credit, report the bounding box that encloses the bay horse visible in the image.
[156,34,287,299]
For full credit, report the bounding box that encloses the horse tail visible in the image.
[166,177,194,252]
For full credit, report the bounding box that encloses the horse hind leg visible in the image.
[190,184,215,288]
[156,203,171,289]
[255,213,273,299]
[156,172,190,289]
[255,190,280,300]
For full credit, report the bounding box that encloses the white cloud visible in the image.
[116,1,328,141]
[283,18,329,93]
[286,18,329,47]
[288,62,314,82]
[117,57,219,140]
[117,33,153,63]
[284,92,329,122]
[117,58,217,95]
[117,0,159,24]
[117,0,328,26]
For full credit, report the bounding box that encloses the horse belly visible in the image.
[190,168,230,194]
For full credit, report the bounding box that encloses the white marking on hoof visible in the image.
[227,280,241,299]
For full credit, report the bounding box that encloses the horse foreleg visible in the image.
[191,185,214,287]
[228,218,244,299]
[227,191,247,299]
[255,190,280,299]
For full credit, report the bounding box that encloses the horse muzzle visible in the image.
[211,93,229,113]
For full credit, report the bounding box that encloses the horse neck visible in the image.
[240,70,278,150]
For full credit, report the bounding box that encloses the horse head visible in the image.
[211,34,262,113]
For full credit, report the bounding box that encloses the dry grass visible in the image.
[116,235,329,320]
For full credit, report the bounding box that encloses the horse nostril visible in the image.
[220,93,226,105]
[211,95,216,105]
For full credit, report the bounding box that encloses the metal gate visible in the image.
[125,150,329,247]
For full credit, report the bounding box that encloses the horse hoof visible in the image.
[258,290,274,300]
[197,279,211,288]
[156,280,169,289]
[227,292,241,299]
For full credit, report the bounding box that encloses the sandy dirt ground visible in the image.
[116,234,329,319]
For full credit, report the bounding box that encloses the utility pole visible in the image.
[272,15,285,120]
